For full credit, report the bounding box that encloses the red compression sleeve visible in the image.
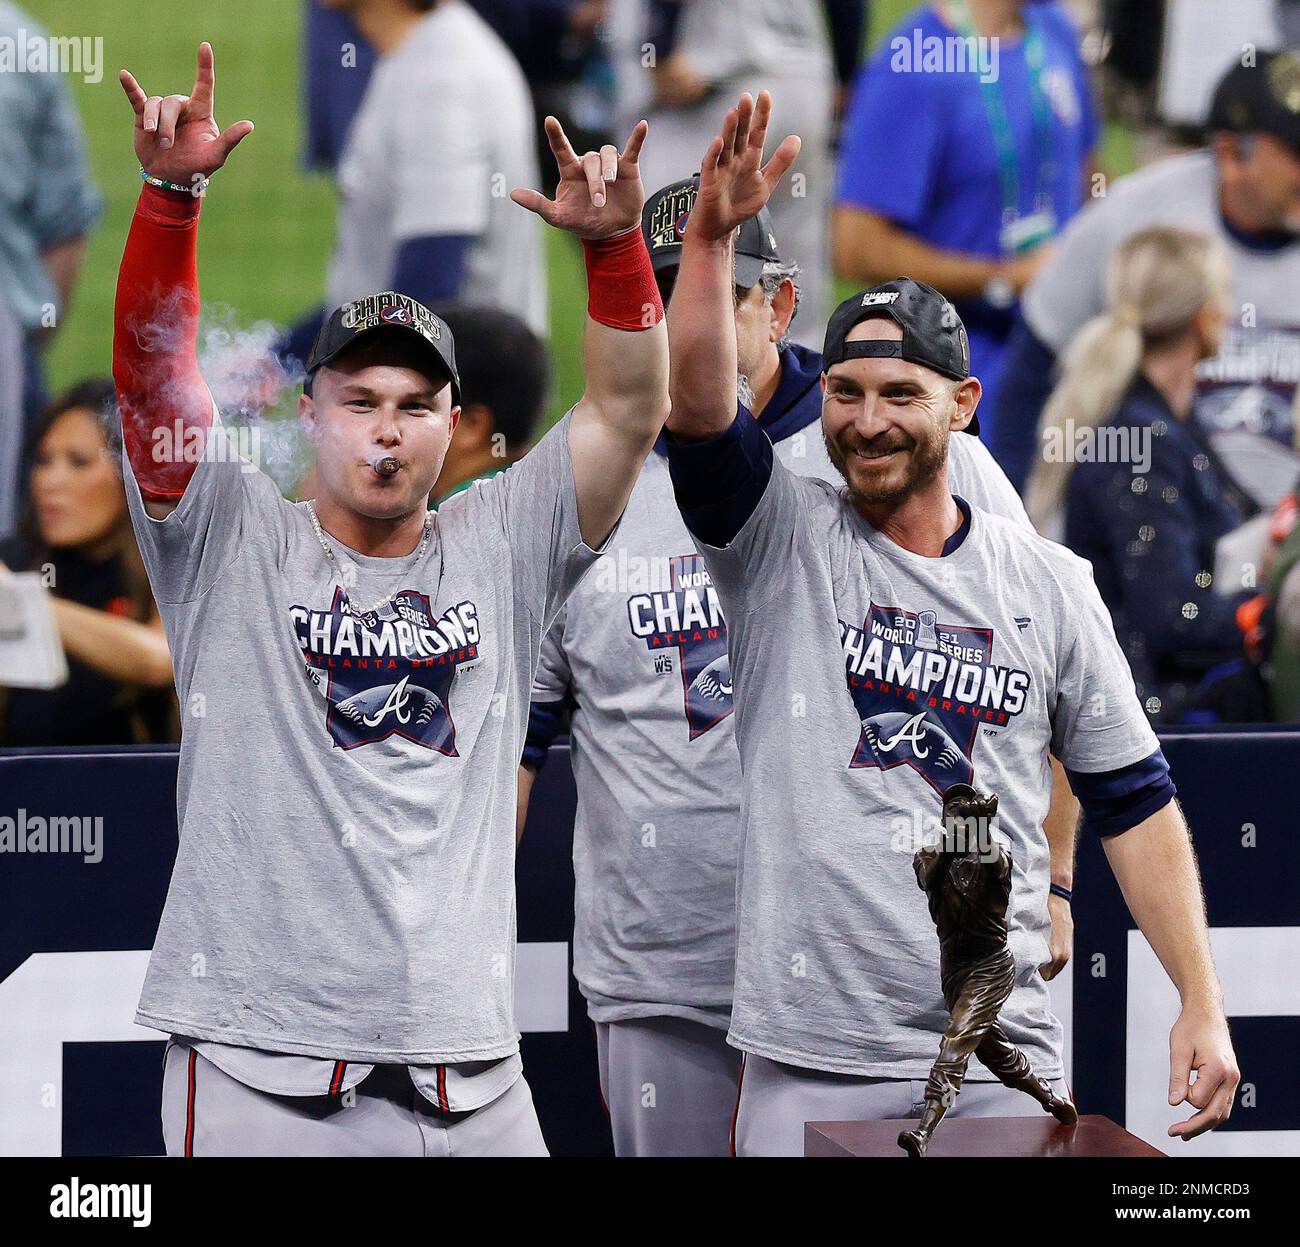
[113,185,211,502]
[582,226,663,332]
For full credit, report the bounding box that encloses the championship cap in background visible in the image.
[1208,49,1300,154]
[641,174,781,296]
[306,291,461,406]
[822,277,978,434]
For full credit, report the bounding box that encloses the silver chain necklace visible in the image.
[305,499,433,618]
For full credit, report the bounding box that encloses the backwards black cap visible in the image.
[823,277,977,434]
[1208,49,1300,155]
[307,291,461,407]
[641,175,781,289]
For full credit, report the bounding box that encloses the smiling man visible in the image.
[663,94,1240,1157]
[113,43,667,1155]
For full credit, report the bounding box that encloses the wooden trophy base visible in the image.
[805,1115,1165,1157]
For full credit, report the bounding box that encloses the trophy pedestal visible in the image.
[804,1115,1164,1157]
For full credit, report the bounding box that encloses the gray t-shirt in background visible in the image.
[686,443,1157,1078]
[125,412,602,1065]
[328,0,547,336]
[1022,150,1300,508]
[533,421,1034,1032]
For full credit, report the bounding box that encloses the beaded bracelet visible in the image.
[140,168,208,198]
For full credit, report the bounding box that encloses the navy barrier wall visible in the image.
[1,734,1295,1156]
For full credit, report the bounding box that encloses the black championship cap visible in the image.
[822,277,978,434]
[641,175,781,289]
[306,291,461,407]
[1208,49,1300,155]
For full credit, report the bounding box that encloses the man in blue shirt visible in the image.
[832,0,1097,449]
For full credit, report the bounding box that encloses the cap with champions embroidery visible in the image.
[823,277,978,434]
[307,291,461,407]
[641,174,781,290]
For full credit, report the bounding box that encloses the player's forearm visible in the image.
[580,315,669,440]
[831,208,999,299]
[666,230,740,440]
[516,764,537,846]
[569,227,668,546]
[113,185,212,504]
[1103,800,1223,1008]
[576,226,668,435]
[1044,755,1079,888]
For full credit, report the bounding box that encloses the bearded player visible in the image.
[114,43,667,1156]
[663,94,1240,1156]
[517,93,1073,1158]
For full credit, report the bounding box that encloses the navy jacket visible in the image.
[1064,375,1252,718]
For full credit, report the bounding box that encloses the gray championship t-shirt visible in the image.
[126,411,602,1064]
[1023,150,1300,508]
[533,421,1032,1031]
[328,0,546,336]
[687,445,1157,1077]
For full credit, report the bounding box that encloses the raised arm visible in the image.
[512,118,668,550]
[114,42,252,519]
[667,92,799,441]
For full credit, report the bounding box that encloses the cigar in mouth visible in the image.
[372,456,401,478]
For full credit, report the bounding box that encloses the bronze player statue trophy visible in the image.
[899,783,1078,1157]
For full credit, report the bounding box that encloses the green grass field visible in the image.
[28,0,1129,430]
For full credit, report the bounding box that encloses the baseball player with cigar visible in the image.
[114,42,668,1155]
[519,92,1072,1157]
[663,93,1240,1157]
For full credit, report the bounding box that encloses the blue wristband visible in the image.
[1050,883,1072,903]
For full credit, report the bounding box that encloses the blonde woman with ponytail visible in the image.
[1029,225,1255,721]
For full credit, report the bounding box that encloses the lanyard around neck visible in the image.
[946,0,1057,236]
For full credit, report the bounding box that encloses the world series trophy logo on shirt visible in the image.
[914,609,940,651]
[900,783,1079,1157]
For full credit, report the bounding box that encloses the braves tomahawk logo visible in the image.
[627,553,731,739]
[841,602,1031,793]
[290,588,481,751]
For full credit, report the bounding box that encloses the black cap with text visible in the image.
[307,291,461,407]
[641,175,781,290]
[822,277,977,433]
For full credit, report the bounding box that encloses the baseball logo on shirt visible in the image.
[841,602,1031,794]
[627,553,732,739]
[290,589,481,752]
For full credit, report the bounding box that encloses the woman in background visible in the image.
[0,380,175,745]
[1026,225,1255,722]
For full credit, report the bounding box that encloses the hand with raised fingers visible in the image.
[119,41,253,191]
[690,90,800,245]
[511,116,649,240]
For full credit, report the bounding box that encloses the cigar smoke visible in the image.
[110,297,312,496]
